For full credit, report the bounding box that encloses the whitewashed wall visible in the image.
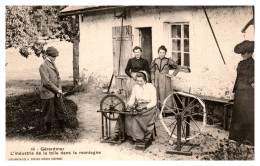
[80,12,124,81]
[79,6,254,99]
[171,7,254,99]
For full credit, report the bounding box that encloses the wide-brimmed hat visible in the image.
[234,40,254,54]
[46,46,59,57]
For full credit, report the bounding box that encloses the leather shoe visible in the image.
[111,135,119,142]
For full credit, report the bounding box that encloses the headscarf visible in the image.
[137,71,149,82]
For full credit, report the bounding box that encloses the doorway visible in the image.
[139,28,153,66]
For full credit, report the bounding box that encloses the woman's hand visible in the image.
[251,82,255,88]
[166,74,173,78]
[187,66,191,73]
[131,73,136,80]
[126,105,134,112]
[136,105,147,112]
[152,80,155,85]
[57,90,64,98]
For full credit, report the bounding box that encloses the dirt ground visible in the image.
[5,80,232,160]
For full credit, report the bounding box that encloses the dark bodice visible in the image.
[233,57,254,92]
[125,57,150,78]
[151,57,178,73]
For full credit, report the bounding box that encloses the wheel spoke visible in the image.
[158,101,177,115]
[111,96,114,104]
[102,101,110,106]
[172,100,182,112]
[175,94,185,109]
[190,112,206,117]
[183,119,202,134]
[168,119,177,128]
[181,123,186,138]
[172,97,180,113]
[189,115,202,131]
[181,98,196,115]
[170,122,178,138]
[114,101,122,107]
[188,103,200,112]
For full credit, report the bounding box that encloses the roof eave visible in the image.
[59,6,127,17]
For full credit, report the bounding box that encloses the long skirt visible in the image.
[154,72,173,109]
[229,89,254,145]
[115,106,157,141]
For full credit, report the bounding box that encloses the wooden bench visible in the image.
[197,95,233,130]
[173,90,233,130]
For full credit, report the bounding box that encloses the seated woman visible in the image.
[113,71,157,144]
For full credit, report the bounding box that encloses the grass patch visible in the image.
[6,84,80,142]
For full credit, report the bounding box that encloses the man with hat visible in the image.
[229,40,254,145]
[39,46,65,133]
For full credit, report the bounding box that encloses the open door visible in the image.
[139,27,153,66]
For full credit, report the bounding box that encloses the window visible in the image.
[171,23,190,66]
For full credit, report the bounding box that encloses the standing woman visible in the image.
[229,40,254,145]
[125,46,150,92]
[151,45,180,109]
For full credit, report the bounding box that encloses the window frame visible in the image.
[170,22,190,67]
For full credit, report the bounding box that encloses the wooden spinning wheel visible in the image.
[159,91,206,141]
[100,94,126,121]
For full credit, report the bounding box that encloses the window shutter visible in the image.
[112,25,133,76]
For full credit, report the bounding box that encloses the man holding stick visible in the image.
[39,46,65,133]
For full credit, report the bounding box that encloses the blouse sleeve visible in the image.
[232,73,238,93]
[127,85,136,107]
[248,76,254,84]
[168,58,178,69]
[146,84,157,109]
[144,60,150,75]
[150,59,156,82]
[125,59,132,78]
[247,61,254,84]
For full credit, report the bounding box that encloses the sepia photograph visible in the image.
[3,1,258,164]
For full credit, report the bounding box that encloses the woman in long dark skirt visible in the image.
[229,40,254,145]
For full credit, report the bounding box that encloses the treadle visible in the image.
[134,138,153,150]
[166,150,192,156]
[100,137,114,143]
[110,137,127,145]
[166,142,200,156]
[100,137,127,145]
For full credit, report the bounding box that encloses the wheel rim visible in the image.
[100,94,125,121]
[159,91,206,141]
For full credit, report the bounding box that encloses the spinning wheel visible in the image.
[100,94,126,121]
[159,91,206,141]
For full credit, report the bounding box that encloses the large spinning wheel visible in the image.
[100,94,126,121]
[159,91,206,141]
